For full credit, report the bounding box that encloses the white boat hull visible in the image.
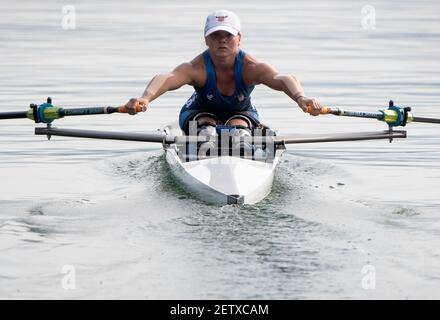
[163,123,285,205]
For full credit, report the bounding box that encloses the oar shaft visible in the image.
[0,111,28,120]
[325,108,440,125]
[329,108,383,120]
[276,130,406,144]
[35,127,170,143]
[0,104,142,123]
[309,104,440,126]
[308,106,383,119]
[52,105,142,117]
[412,116,440,124]
[62,106,120,117]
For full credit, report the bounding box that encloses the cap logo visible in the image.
[215,15,228,22]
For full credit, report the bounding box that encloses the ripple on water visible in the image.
[121,154,352,298]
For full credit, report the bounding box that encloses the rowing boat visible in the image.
[32,121,403,205]
[31,120,287,205]
[1,98,438,205]
[162,122,286,205]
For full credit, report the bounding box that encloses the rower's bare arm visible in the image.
[255,63,323,116]
[142,63,195,102]
[255,63,304,101]
[124,63,195,115]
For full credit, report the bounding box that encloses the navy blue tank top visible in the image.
[183,50,255,112]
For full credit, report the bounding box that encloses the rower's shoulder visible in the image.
[243,52,259,68]
[243,53,274,71]
[242,53,276,85]
[189,54,205,70]
[183,54,205,87]
[173,54,203,72]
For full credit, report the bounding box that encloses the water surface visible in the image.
[1,0,440,299]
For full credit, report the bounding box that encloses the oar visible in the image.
[34,126,215,144]
[0,97,143,123]
[35,127,173,143]
[274,130,407,145]
[307,100,440,126]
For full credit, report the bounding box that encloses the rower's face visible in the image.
[205,31,241,56]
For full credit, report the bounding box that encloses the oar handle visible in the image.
[0,99,146,123]
[116,104,145,113]
[306,106,332,114]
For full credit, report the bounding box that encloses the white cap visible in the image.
[204,10,241,37]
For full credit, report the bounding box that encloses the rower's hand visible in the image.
[297,96,323,116]
[123,97,149,115]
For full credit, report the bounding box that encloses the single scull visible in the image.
[1,98,437,205]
